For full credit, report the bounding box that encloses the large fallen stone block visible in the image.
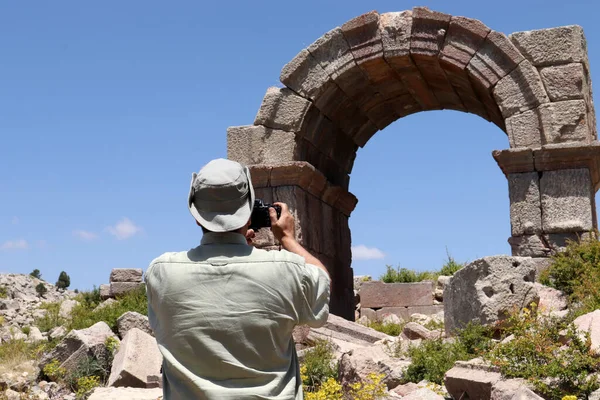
[339,344,410,390]
[40,321,118,373]
[444,361,501,400]
[444,256,540,335]
[360,281,433,308]
[110,269,143,283]
[88,387,163,400]
[59,299,79,319]
[108,328,162,388]
[117,311,153,339]
[110,282,143,297]
[100,284,111,300]
[320,313,390,343]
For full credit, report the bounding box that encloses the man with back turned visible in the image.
[145,158,331,399]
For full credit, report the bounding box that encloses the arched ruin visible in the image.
[226,7,600,320]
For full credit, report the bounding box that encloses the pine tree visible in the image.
[30,269,42,280]
[56,271,71,290]
[35,283,47,297]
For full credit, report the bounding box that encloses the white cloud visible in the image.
[73,230,98,241]
[1,239,29,251]
[11,216,19,225]
[351,245,385,260]
[106,218,142,240]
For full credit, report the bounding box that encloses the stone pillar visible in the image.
[248,162,357,320]
[495,144,600,257]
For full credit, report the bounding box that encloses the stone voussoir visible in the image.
[254,87,312,132]
[493,60,550,118]
[467,30,524,90]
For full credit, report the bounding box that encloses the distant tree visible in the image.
[56,271,71,290]
[35,283,47,297]
[30,269,42,280]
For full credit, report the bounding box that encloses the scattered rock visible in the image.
[401,387,445,400]
[573,309,600,353]
[116,311,153,339]
[402,322,438,340]
[533,283,568,314]
[88,387,163,400]
[108,328,162,388]
[339,344,410,390]
[392,381,420,396]
[382,313,402,326]
[48,326,67,341]
[94,298,117,312]
[27,326,46,343]
[40,321,118,373]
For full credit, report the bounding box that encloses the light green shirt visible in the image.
[145,232,330,400]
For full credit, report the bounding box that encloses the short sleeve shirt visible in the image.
[145,232,331,400]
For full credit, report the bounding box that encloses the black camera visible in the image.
[249,199,281,231]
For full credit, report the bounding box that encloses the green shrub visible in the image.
[402,321,492,385]
[380,265,436,283]
[21,326,30,336]
[486,304,600,399]
[539,234,600,316]
[36,283,47,297]
[35,302,65,332]
[300,339,338,393]
[43,359,66,382]
[0,339,40,369]
[0,285,7,299]
[367,321,405,336]
[76,286,102,309]
[75,375,100,399]
[56,271,71,290]
[30,269,42,280]
[69,285,147,332]
[439,254,464,276]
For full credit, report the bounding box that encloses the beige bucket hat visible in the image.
[188,159,255,232]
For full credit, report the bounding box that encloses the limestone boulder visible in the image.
[26,326,46,343]
[110,282,143,297]
[532,283,567,314]
[444,256,540,335]
[108,328,162,388]
[48,326,67,340]
[88,387,163,400]
[117,311,153,338]
[338,344,410,390]
[40,321,118,373]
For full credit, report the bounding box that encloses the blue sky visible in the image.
[1,0,598,290]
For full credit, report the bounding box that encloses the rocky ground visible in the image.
[2,254,600,399]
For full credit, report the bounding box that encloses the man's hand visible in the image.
[268,202,330,281]
[269,202,295,245]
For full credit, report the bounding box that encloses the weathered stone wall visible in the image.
[227,7,599,319]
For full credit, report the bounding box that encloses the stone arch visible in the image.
[227,7,600,319]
